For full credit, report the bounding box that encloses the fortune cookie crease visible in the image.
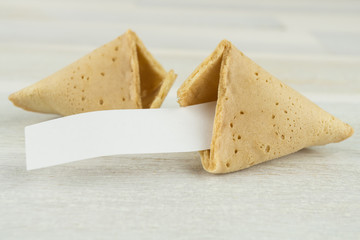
[9,30,177,115]
[177,40,354,174]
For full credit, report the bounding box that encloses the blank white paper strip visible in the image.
[25,102,216,170]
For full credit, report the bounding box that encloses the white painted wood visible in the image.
[0,0,359,239]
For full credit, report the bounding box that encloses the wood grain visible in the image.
[0,0,359,239]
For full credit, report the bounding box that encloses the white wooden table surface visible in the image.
[1,0,359,239]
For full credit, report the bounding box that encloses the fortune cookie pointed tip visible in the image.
[126,28,135,34]
[8,84,55,114]
[344,123,354,139]
[8,91,22,110]
[8,91,16,103]
[8,89,26,109]
[125,29,139,41]
[219,39,232,48]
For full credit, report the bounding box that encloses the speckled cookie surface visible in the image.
[178,40,353,174]
[9,30,176,115]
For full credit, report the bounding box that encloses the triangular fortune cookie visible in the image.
[178,40,354,174]
[9,30,176,115]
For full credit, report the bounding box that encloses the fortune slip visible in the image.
[25,102,216,170]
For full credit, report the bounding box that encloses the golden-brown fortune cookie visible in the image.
[9,30,176,115]
[178,40,353,174]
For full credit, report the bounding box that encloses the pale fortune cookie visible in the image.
[178,40,353,174]
[9,30,176,115]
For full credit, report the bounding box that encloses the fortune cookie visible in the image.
[9,30,176,115]
[178,40,354,174]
